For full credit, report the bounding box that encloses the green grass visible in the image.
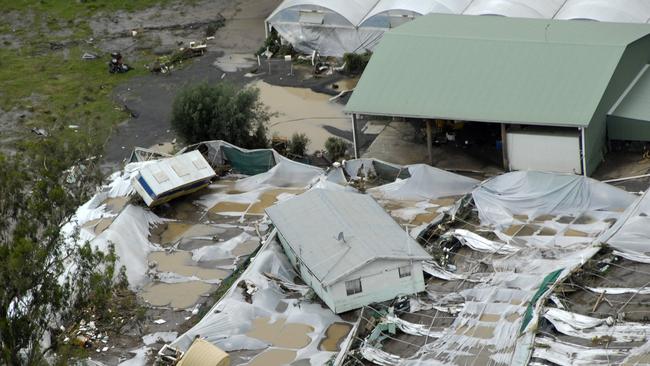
[0,0,187,149]
[0,0,183,22]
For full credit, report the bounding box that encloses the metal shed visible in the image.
[345,14,650,175]
[266,189,431,313]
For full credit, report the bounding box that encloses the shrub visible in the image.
[343,51,372,75]
[288,133,310,157]
[325,137,348,162]
[171,82,270,148]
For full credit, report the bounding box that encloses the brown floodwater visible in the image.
[246,349,297,366]
[82,217,114,235]
[246,317,314,349]
[319,322,352,352]
[210,188,305,216]
[102,196,130,214]
[141,281,212,309]
[254,80,350,153]
[148,251,230,280]
[232,240,259,257]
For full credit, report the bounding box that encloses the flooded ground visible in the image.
[253,80,351,153]
[141,281,213,309]
[148,251,230,280]
[209,188,304,217]
[246,317,314,349]
[319,322,353,352]
[245,349,297,366]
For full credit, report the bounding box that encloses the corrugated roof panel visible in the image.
[611,66,650,121]
[266,189,430,286]
[346,14,648,127]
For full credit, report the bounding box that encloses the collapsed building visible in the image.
[265,0,650,56]
[65,139,650,365]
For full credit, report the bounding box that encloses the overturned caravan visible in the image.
[131,150,216,207]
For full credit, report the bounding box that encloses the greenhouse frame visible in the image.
[266,0,650,56]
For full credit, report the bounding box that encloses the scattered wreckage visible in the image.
[63,140,650,365]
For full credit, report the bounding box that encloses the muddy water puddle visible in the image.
[149,251,230,280]
[246,349,297,366]
[82,217,114,235]
[210,188,304,216]
[232,239,259,257]
[102,196,130,214]
[329,77,359,91]
[319,322,352,352]
[254,80,350,152]
[246,317,314,349]
[141,281,212,309]
[151,222,224,245]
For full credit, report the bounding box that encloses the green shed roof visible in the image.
[611,66,650,122]
[345,14,650,127]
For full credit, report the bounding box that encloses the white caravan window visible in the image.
[398,265,411,278]
[345,279,362,295]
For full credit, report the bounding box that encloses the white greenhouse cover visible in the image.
[600,189,650,263]
[369,164,479,201]
[360,0,471,25]
[472,171,635,228]
[267,0,650,57]
[267,0,380,26]
[463,0,566,18]
[555,0,650,23]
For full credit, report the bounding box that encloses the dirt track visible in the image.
[102,0,282,172]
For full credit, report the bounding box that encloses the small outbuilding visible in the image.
[266,189,431,314]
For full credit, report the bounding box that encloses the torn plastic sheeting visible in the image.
[234,158,322,191]
[108,161,152,198]
[601,189,650,264]
[532,336,629,366]
[142,331,178,346]
[118,346,150,366]
[170,238,344,363]
[191,232,253,261]
[370,164,478,201]
[520,269,563,333]
[422,261,488,283]
[90,205,163,289]
[452,229,519,255]
[409,297,464,315]
[472,171,635,228]
[385,314,443,339]
[544,308,650,342]
[587,287,650,295]
[359,343,403,366]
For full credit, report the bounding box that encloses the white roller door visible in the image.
[506,128,582,174]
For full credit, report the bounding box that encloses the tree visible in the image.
[0,130,121,365]
[288,133,310,157]
[324,137,348,162]
[171,82,271,148]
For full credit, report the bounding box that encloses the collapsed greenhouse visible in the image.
[265,0,650,56]
[64,140,650,365]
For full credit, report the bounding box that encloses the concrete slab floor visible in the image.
[362,121,503,179]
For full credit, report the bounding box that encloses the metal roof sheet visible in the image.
[266,189,431,286]
[611,66,650,122]
[345,14,650,127]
